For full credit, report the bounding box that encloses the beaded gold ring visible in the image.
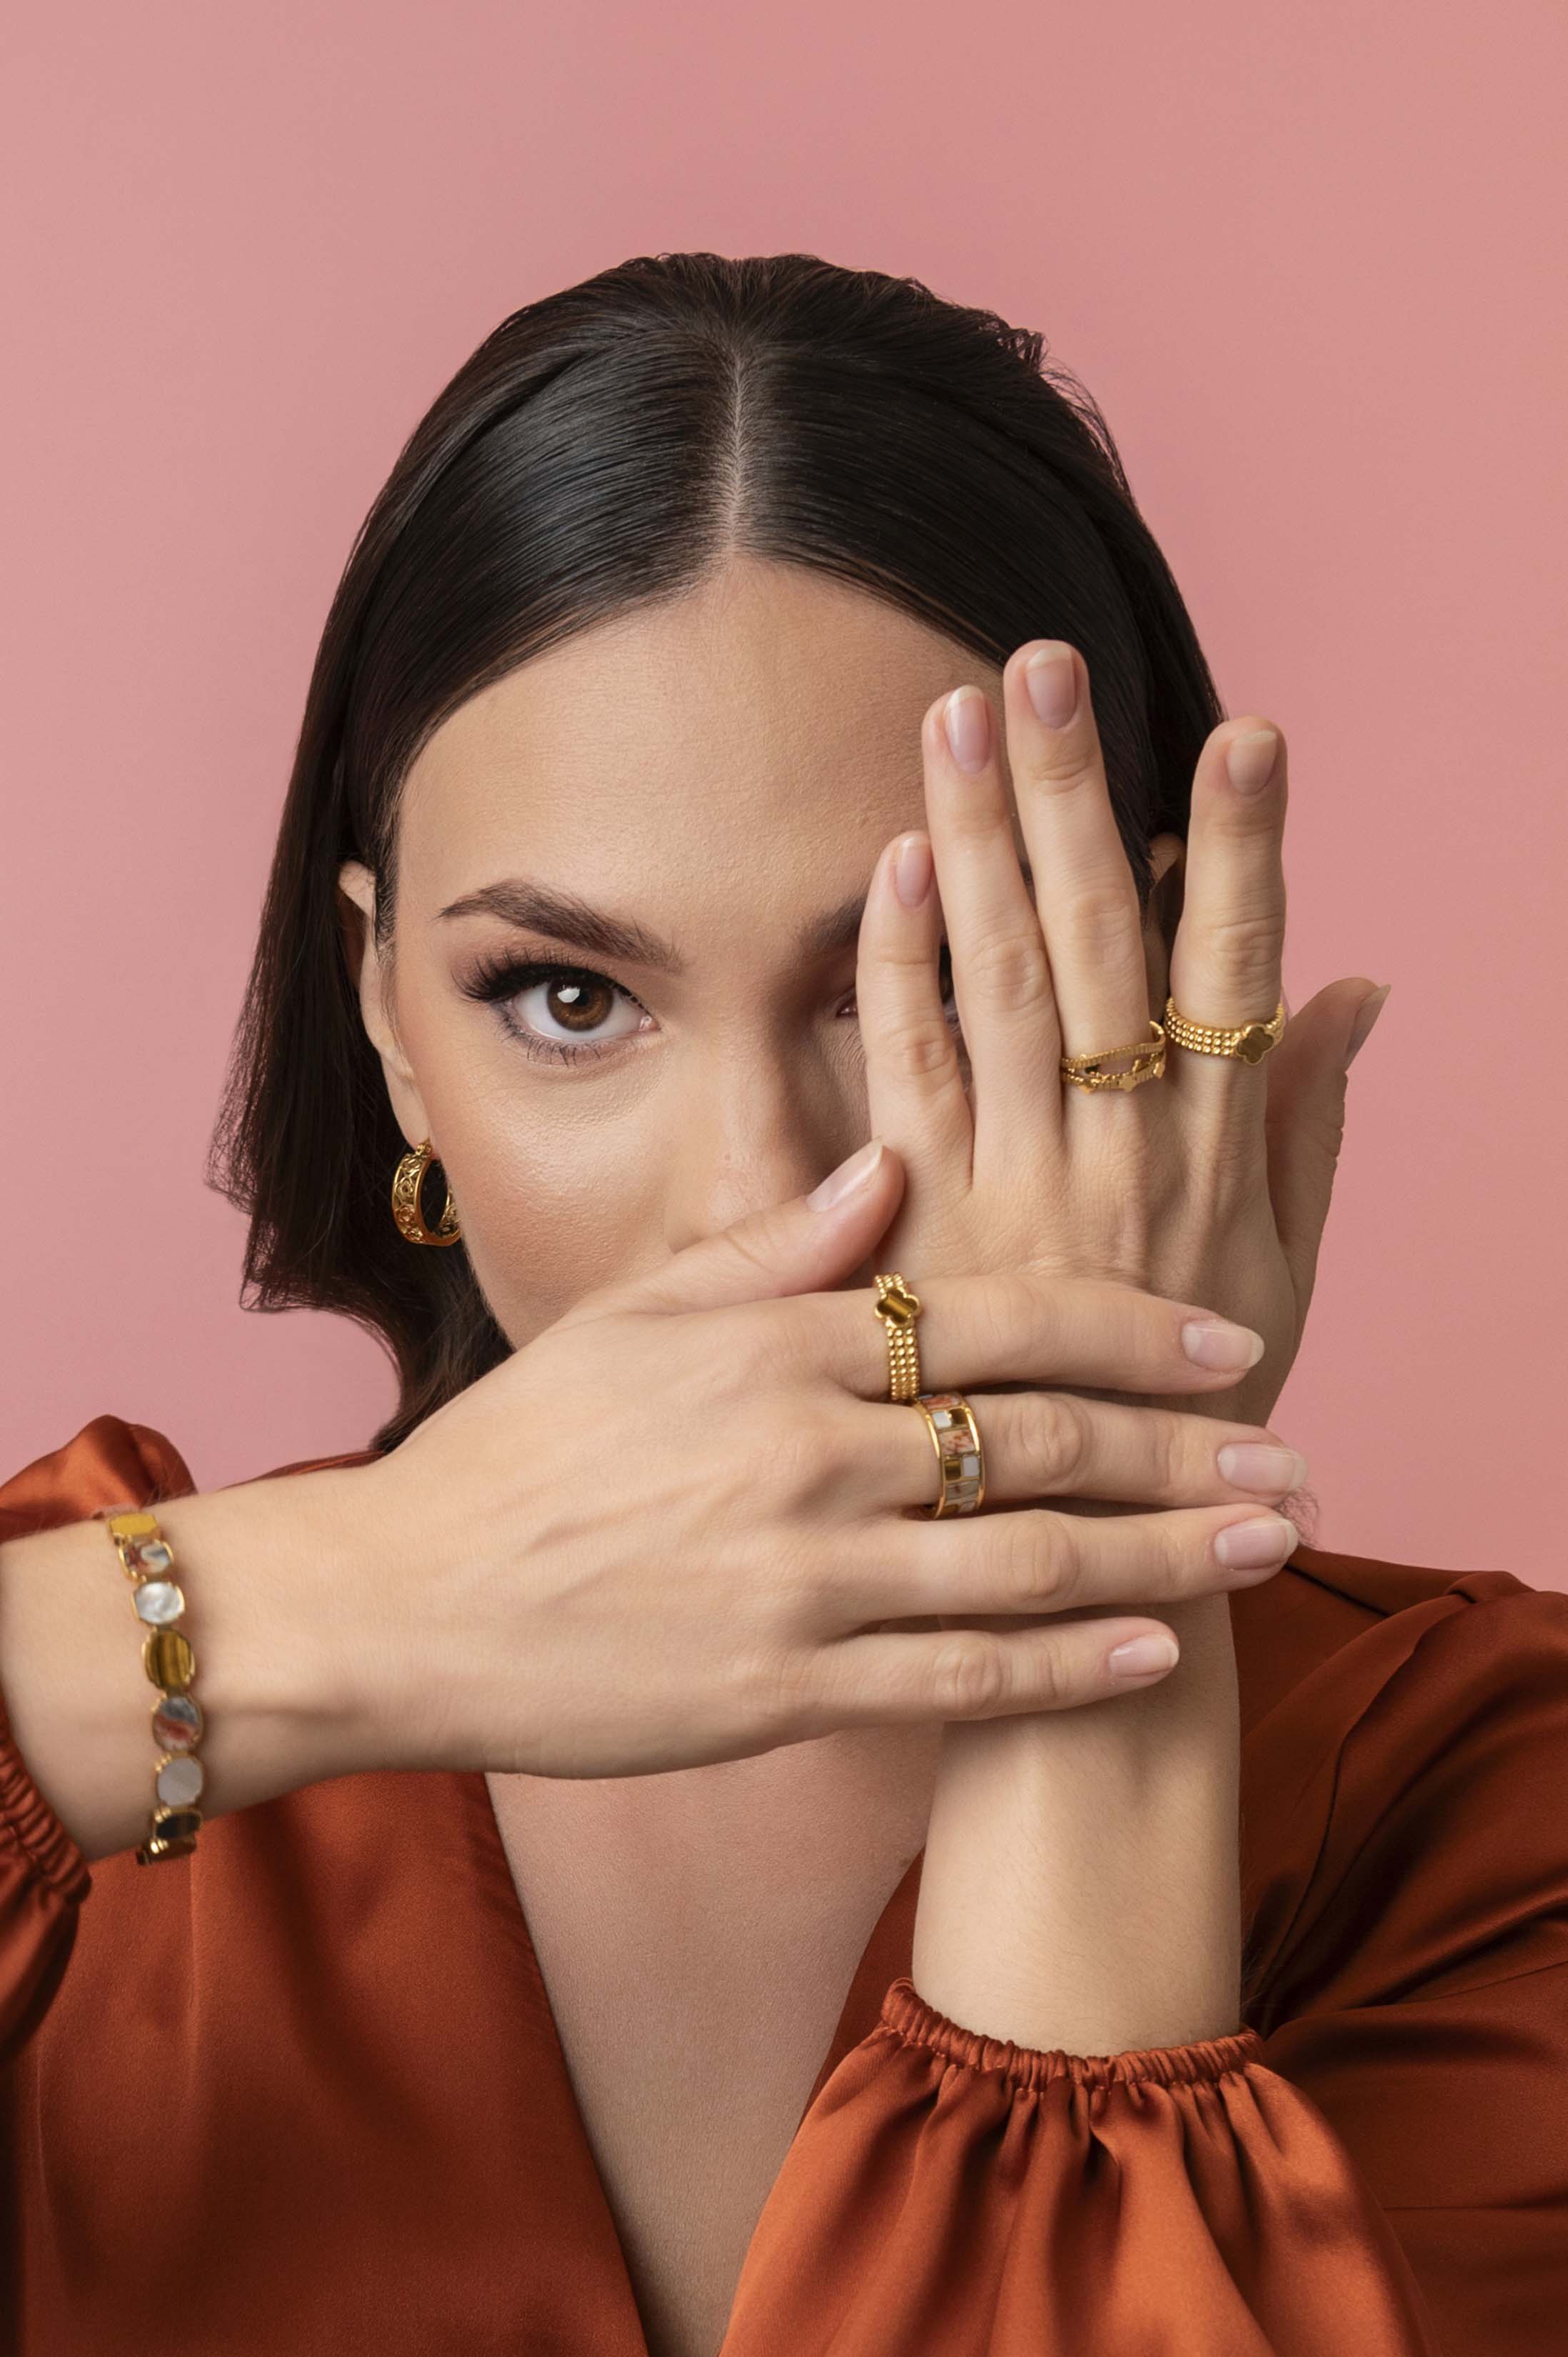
[91,1505,206,1865]
[1162,995,1287,1066]
[873,1273,924,1403]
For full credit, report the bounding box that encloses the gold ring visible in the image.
[873,1273,923,1403]
[1162,996,1286,1065]
[1059,1018,1167,1094]
[911,1392,985,1517]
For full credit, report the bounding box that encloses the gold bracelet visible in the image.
[91,1505,206,1864]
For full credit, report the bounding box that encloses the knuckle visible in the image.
[1153,1413,1192,1504]
[930,1631,1010,1718]
[870,1006,963,1083]
[1198,904,1283,991]
[741,1638,821,1741]
[760,1401,840,1511]
[960,926,1052,1011]
[1016,1391,1092,1493]
[1021,740,1090,792]
[1000,1511,1075,1608]
[1166,1513,1209,1596]
[1060,880,1144,964]
[1026,1641,1071,1714]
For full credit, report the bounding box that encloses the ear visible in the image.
[1140,831,1185,1010]
[336,861,432,1147]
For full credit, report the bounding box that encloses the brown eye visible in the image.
[543,974,615,1032]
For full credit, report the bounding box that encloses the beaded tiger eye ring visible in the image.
[873,1273,924,1403]
[92,1505,206,1864]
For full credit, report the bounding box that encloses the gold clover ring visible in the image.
[873,1273,923,1403]
[1162,996,1286,1064]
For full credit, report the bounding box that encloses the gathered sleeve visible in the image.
[0,1416,194,2066]
[724,1580,1568,2357]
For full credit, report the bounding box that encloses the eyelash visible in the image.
[460,951,961,1066]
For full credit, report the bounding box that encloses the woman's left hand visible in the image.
[854,639,1387,1447]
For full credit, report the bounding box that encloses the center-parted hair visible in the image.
[206,251,1224,1452]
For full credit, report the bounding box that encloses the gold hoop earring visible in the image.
[391,1139,462,1247]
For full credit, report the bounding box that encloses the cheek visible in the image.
[408,1014,664,1341]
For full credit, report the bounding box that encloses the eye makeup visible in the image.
[457,953,653,1064]
[456,944,964,1065]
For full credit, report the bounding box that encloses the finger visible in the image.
[916,686,1063,1159]
[838,1389,1309,1517]
[1263,974,1380,1303]
[772,1266,1266,1401]
[783,1610,1190,1733]
[596,1136,904,1318]
[1166,717,1289,1131]
[997,641,1154,1101]
[855,830,975,1186]
[833,1495,1298,1636]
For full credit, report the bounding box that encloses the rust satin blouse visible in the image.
[1,1413,1566,2356]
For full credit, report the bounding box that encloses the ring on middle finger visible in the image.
[910,1391,986,1518]
[1058,1018,1168,1094]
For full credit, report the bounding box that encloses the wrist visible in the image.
[912,1597,1242,2054]
[154,1461,402,1806]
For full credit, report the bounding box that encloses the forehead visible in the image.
[396,557,1006,925]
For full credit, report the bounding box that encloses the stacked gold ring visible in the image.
[873,1273,924,1402]
[1161,995,1286,1066]
[873,1274,987,1518]
[1058,1016,1167,1093]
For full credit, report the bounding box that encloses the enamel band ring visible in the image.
[1058,1017,1167,1094]
[873,1273,923,1403]
[910,1391,986,1517]
[1161,996,1287,1065]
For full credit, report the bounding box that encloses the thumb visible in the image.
[1264,979,1389,1306]
[599,1139,905,1319]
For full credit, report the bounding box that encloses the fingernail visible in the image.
[1214,1514,1299,1570]
[893,834,934,910]
[1181,1319,1266,1370]
[943,687,992,774]
[1025,646,1078,729]
[1345,984,1392,1066]
[808,1139,884,1209]
[1107,1631,1180,1678]
[1227,729,1279,793]
[1216,1442,1310,1495]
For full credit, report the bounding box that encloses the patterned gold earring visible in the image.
[391,1138,462,1246]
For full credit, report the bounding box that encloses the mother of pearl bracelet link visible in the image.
[91,1505,206,1864]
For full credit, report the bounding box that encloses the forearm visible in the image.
[0,1466,393,1864]
[910,1592,1243,2056]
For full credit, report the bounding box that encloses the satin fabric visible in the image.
[0,1412,1564,2355]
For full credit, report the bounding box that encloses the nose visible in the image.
[661,1049,858,1258]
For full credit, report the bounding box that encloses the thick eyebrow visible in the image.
[436,879,687,973]
[437,857,1035,974]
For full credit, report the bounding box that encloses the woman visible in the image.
[0,251,1561,2357]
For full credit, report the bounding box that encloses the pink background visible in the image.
[4,3,1564,1585]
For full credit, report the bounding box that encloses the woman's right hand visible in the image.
[356,1136,1302,1783]
[0,1135,1301,1863]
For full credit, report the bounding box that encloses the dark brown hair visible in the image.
[206,251,1224,1453]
